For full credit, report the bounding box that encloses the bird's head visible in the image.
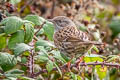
[48,16,76,31]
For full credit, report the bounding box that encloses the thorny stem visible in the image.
[28,40,35,78]
[29,49,34,78]
[27,21,46,78]
[33,61,120,77]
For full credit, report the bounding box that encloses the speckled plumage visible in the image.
[50,16,102,58]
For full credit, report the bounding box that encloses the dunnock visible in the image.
[49,16,103,58]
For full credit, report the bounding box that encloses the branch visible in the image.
[33,61,120,77]
[28,40,35,78]
[34,21,46,36]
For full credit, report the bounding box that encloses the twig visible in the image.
[28,40,35,78]
[29,49,34,78]
[34,21,46,35]
[33,61,120,77]
[33,35,39,41]
[27,21,46,77]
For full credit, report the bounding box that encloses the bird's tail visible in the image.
[79,41,104,45]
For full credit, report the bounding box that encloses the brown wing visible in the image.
[53,26,90,57]
[54,26,89,42]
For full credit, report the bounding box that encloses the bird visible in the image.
[48,16,103,58]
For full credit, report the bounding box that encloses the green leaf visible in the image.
[51,50,67,63]
[0,36,6,50]
[35,53,49,63]
[21,57,27,64]
[107,55,120,62]
[53,62,62,77]
[36,28,44,36]
[24,22,34,43]
[79,26,87,32]
[7,69,24,74]
[18,76,35,80]
[70,72,77,80]
[43,21,54,40]
[1,16,24,34]
[8,30,24,49]
[34,46,49,63]
[0,52,17,71]
[46,60,54,73]
[24,15,45,26]
[77,75,82,80]
[13,43,31,56]
[84,54,103,62]
[5,77,17,80]
[87,45,99,54]
[96,66,107,80]
[10,0,21,5]
[35,39,54,47]
[92,45,99,53]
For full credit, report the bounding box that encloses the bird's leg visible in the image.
[67,56,74,72]
[76,56,84,69]
[67,60,71,72]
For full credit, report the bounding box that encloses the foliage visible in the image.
[0,0,120,80]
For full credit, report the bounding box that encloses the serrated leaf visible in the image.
[35,39,54,47]
[46,60,53,73]
[13,43,31,56]
[0,52,17,71]
[24,15,45,26]
[8,30,24,49]
[24,22,34,43]
[1,16,24,34]
[43,21,54,40]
